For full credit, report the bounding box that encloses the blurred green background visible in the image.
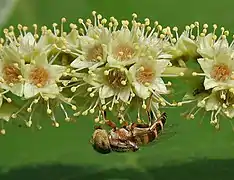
[1,0,234,179]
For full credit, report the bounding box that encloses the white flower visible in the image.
[0,46,24,96]
[107,28,141,67]
[129,57,169,99]
[197,33,231,59]
[84,64,132,104]
[10,31,53,63]
[23,53,65,99]
[70,27,111,71]
[197,49,234,90]
[166,32,198,61]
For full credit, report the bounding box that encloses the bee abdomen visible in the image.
[135,131,156,145]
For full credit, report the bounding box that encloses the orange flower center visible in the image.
[115,44,134,61]
[3,64,21,84]
[210,63,231,81]
[30,67,49,87]
[136,67,155,84]
[107,69,127,89]
[87,44,103,62]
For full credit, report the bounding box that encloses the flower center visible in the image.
[136,67,155,84]
[87,44,103,62]
[216,90,234,106]
[210,63,231,81]
[30,67,49,88]
[107,69,127,89]
[3,64,21,84]
[115,44,134,61]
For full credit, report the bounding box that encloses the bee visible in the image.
[90,110,167,154]
[129,111,167,146]
[90,120,139,154]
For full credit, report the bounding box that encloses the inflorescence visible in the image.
[0,11,234,134]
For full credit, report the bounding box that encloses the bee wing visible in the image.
[149,123,177,146]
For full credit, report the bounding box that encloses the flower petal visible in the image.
[197,58,214,77]
[205,94,219,111]
[204,78,219,90]
[133,82,150,99]
[119,87,131,102]
[24,83,40,99]
[151,78,168,93]
[70,57,95,69]
[99,85,115,99]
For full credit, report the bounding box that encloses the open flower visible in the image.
[129,57,169,99]
[70,26,111,71]
[17,32,53,61]
[197,49,234,90]
[197,33,230,59]
[23,53,65,99]
[195,87,234,128]
[166,31,198,64]
[107,28,141,67]
[83,64,133,111]
[0,46,24,96]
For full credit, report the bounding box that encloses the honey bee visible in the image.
[90,110,167,154]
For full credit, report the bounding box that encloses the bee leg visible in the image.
[105,120,117,131]
[130,123,137,130]
[121,121,129,128]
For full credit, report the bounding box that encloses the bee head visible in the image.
[90,129,112,154]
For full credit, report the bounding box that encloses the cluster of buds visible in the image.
[0,11,233,134]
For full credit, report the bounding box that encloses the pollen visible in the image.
[107,69,127,89]
[210,63,231,81]
[87,44,103,61]
[114,44,134,61]
[3,64,21,84]
[136,66,155,84]
[30,67,49,87]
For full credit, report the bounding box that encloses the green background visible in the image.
[1,0,234,179]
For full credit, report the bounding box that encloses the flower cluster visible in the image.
[0,11,233,134]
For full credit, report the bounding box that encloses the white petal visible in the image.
[205,95,219,111]
[70,57,95,69]
[155,60,169,76]
[39,83,60,97]
[118,87,131,102]
[10,83,24,97]
[99,85,115,99]
[24,83,40,99]
[197,34,214,58]
[34,53,48,66]
[21,32,36,47]
[128,65,137,82]
[214,38,229,51]
[204,78,219,90]
[49,65,66,81]
[215,50,231,65]
[197,58,214,77]
[197,33,213,49]
[151,78,168,93]
[133,82,150,99]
